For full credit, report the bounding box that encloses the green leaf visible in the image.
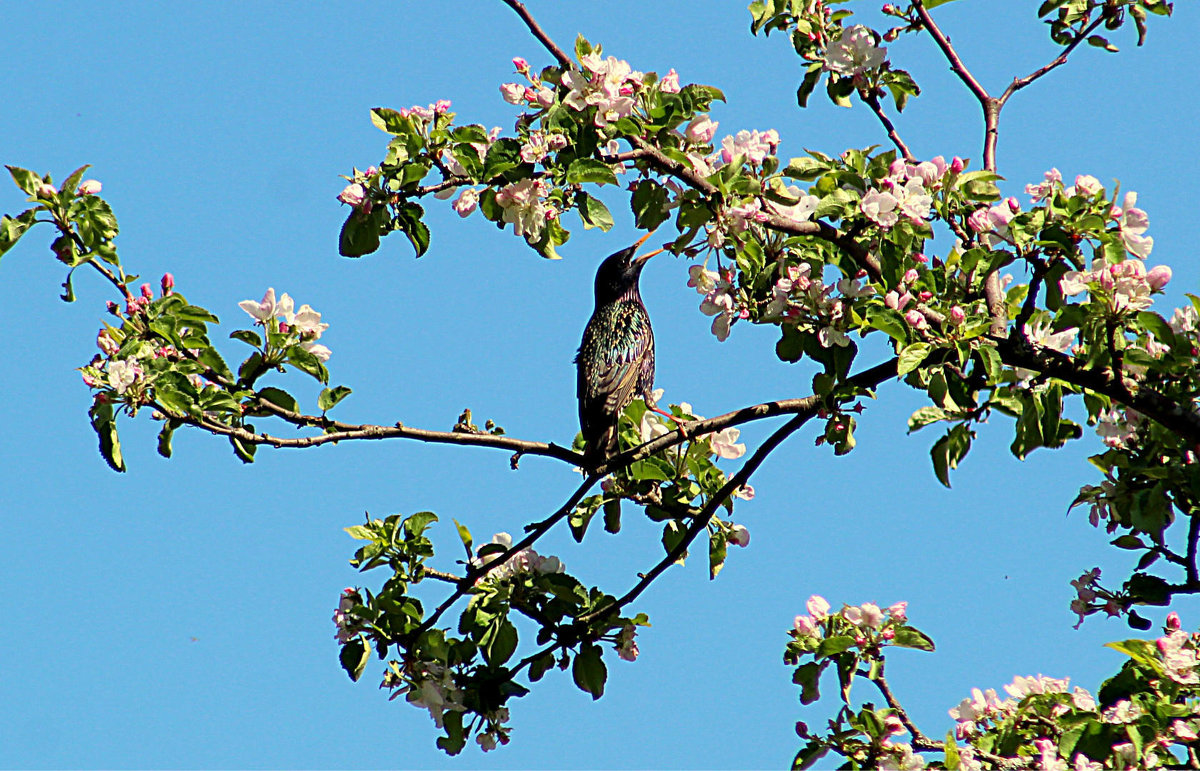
[436,710,466,756]
[792,662,822,705]
[783,156,827,181]
[318,385,352,412]
[370,107,409,134]
[89,401,125,472]
[286,346,329,384]
[631,180,669,232]
[157,420,178,459]
[603,498,622,534]
[395,202,430,257]
[566,158,618,186]
[528,652,555,682]
[576,191,614,231]
[452,518,473,557]
[922,0,962,7]
[338,209,381,257]
[480,617,518,666]
[6,165,41,196]
[897,342,932,375]
[230,433,257,464]
[816,635,855,658]
[709,530,727,580]
[572,643,607,699]
[0,209,38,257]
[257,386,299,414]
[908,406,948,432]
[339,636,370,681]
[892,627,936,652]
[931,423,972,488]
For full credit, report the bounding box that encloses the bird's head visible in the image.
[593,232,665,304]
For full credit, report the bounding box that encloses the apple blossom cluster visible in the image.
[859,156,958,230]
[760,261,875,347]
[79,273,195,405]
[380,659,467,732]
[469,532,564,585]
[237,287,331,361]
[1068,567,1128,628]
[332,587,364,644]
[1060,257,1172,316]
[943,617,1200,770]
[823,25,887,77]
[790,594,909,648]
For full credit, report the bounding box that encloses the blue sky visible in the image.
[2,2,1198,768]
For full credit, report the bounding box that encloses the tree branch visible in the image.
[406,472,601,644]
[500,0,574,71]
[911,0,990,106]
[864,94,915,163]
[998,15,1108,106]
[579,357,901,624]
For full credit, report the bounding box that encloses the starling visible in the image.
[576,232,667,465]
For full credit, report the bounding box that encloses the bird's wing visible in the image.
[577,303,652,435]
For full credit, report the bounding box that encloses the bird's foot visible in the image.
[648,403,688,437]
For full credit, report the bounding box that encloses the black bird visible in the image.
[576,232,667,465]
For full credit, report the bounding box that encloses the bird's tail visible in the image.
[582,423,619,469]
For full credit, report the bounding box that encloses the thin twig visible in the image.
[500,0,574,70]
[864,94,915,162]
[998,16,1108,106]
[1188,513,1200,585]
[407,473,601,643]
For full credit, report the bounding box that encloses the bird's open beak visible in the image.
[632,232,665,266]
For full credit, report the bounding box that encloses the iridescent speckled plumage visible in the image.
[576,233,664,464]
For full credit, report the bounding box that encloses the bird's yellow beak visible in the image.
[632,231,665,266]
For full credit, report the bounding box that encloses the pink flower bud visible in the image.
[338,183,366,207]
[918,290,933,302]
[883,27,900,42]
[950,306,966,325]
[913,252,928,263]
[37,182,58,198]
[141,283,153,300]
[881,627,895,640]
[512,56,529,71]
[161,273,175,295]
[855,268,867,278]
[882,3,899,13]
[1167,612,1182,631]
[107,301,120,314]
[78,179,102,196]
[1147,265,1172,291]
[903,268,919,284]
[365,166,379,178]
[904,309,926,329]
[1006,196,1020,213]
[950,156,965,174]
[434,99,451,113]
[279,323,290,334]
[729,524,750,547]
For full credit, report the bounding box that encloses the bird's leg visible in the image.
[644,397,688,438]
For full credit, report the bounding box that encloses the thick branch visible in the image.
[911,0,990,106]
[993,337,1200,444]
[580,357,901,624]
[500,0,574,70]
